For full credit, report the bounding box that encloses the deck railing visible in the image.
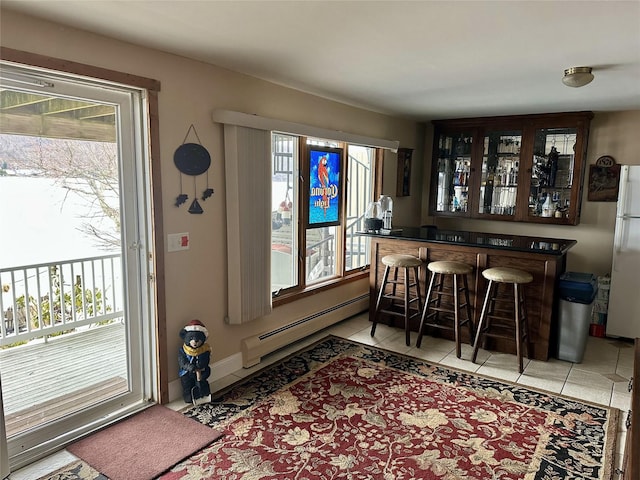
[0,254,123,347]
[346,212,369,269]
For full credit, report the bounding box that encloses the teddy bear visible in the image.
[178,319,211,404]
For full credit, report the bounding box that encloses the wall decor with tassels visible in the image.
[174,124,214,214]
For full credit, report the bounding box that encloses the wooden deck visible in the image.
[0,322,127,437]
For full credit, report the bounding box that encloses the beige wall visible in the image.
[0,10,424,381]
[420,110,640,276]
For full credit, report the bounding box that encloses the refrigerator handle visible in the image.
[614,217,625,257]
[616,165,629,218]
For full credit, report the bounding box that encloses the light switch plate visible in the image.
[167,232,189,252]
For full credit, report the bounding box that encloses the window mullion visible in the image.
[298,138,309,287]
[337,142,348,276]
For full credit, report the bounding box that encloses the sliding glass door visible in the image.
[0,63,156,470]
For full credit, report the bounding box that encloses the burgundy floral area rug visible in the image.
[162,336,619,480]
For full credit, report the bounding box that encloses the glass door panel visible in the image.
[434,132,472,213]
[528,128,577,219]
[478,131,521,216]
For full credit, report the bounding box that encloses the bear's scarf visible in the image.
[183,343,211,357]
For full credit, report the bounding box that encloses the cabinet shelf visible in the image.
[429,111,593,225]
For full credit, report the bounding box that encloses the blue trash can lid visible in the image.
[559,272,596,283]
[559,271,598,304]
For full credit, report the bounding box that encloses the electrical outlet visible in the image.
[167,232,189,252]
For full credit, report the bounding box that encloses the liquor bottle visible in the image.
[548,146,559,187]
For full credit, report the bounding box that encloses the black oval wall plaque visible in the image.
[174,143,211,176]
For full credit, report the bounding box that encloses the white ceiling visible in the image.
[4,1,640,120]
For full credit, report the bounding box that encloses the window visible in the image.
[271,134,378,296]
[271,133,299,292]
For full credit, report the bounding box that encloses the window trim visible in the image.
[273,270,370,307]
[213,109,399,152]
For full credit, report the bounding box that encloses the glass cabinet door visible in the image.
[433,132,472,213]
[528,127,577,220]
[478,130,521,216]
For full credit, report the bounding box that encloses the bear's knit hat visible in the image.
[184,319,208,338]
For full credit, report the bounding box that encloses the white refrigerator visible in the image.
[606,165,640,339]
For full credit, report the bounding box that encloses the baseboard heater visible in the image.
[241,294,369,368]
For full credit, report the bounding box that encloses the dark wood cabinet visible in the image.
[429,112,593,225]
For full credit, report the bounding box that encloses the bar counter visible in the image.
[362,226,577,361]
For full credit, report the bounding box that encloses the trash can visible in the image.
[556,272,598,363]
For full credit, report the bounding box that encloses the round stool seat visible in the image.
[482,267,533,284]
[382,254,422,268]
[428,260,473,275]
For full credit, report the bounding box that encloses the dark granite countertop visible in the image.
[358,226,577,255]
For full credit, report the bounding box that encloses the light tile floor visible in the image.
[10,312,634,479]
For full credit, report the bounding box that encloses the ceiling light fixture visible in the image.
[562,67,594,88]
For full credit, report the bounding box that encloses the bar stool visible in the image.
[417,260,474,358]
[471,266,533,373]
[371,254,422,346]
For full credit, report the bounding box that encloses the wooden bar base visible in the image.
[367,230,574,361]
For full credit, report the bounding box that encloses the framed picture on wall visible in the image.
[306,146,343,228]
[588,155,621,202]
[396,147,413,197]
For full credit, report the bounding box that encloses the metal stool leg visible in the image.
[514,283,523,373]
[417,270,437,348]
[518,285,530,364]
[413,266,423,314]
[453,273,461,358]
[472,280,494,364]
[403,267,411,346]
[409,265,422,346]
[371,265,391,337]
[462,274,475,345]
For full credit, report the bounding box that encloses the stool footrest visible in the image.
[379,309,421,318]
[423,318,472,328]
[423,322,455,332]
[486,314,526,323]
[487,306,518,315]
[478,331,526,342]
[427,305,471,317]
[385,279,419,287]
[382,295,421,305]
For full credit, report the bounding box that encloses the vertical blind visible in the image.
[223,125,273,324]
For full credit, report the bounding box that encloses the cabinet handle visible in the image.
[629,377,633,392]
[626,410,632,430]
